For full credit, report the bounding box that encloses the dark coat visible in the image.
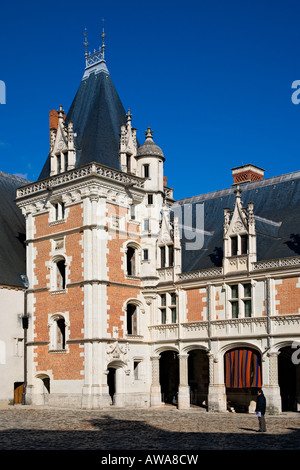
[255,393,266,415]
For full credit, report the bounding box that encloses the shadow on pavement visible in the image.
[0,414,299,451]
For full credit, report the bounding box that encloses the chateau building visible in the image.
[12,31,300,413]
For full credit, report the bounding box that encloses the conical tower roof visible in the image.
[38,28,127,180]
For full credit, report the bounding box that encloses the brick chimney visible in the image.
[231,164,265,185]
[49,109,59,131]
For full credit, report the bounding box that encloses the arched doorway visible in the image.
[278,346,300,412]
[188,349,209,408]
[107,367,116,405]
[224,347,262,412]
[106,364,126,407]
[159,350,179,405]
[34,374,50,405]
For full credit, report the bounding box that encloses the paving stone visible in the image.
[0,405,299,450]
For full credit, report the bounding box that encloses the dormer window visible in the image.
[160,244,174,268]
[223,187,256,274]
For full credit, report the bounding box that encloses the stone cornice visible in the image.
[16,162,145,201]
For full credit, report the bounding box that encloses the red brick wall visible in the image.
[106,203,141,336]
[33,203,84,380]
[186,288,206,322]
[34,203,83,238]
[107,285,140,338]
[33,287,84,380]
[275,277,300,315]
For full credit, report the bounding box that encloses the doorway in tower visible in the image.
[278,346,300,412]
[159,350,179,405]
[224,347,262,413]
[188,349,209,408]
[107,367,116,405]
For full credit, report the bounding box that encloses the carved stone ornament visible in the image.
[107,341,129,363]
[234,221,243,232]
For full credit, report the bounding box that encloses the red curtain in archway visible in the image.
[225,348,261,388]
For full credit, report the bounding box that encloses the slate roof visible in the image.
[38,65,127,180]
[177,170,300,273]
[0,172,29,287]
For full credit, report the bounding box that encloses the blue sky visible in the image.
[1,0,300,200]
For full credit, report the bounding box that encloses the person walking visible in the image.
[255,389,267,432]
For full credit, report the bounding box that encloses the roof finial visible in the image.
[83,28,89,66]
[145,127,154,141]
[101,19,106,59]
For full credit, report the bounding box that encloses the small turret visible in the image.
[136,128,165,192]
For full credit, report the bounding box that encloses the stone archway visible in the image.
[224,346,262,413]
[278,345,300,412]
[159,350,179,405]
[188,349,209,409]
[33,374,50,405]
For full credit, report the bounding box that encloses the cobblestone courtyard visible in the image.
[0,405,299,451]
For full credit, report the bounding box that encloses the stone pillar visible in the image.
[207,352,227,412]
[150,355,162,407]
[263,351,282,415]
[178,354,190,409]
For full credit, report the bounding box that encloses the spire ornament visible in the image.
[83,28,89,66]
[101,19,106,59]
[82,22,109,79]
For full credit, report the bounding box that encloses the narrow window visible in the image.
[56,318,66,349]
[231,285,239,318]
[168,244,174,266]
[160,294,166,324]
[54,202,65,221]
[144,219,149,231]
[56,154,61,174]
[127,304,137,335]
[241,234,248,254]
[231,236,238,256]
[63,152,68,172]
[55,203,59,221]
[143,249,149,261]
[244,283,252,298]
[143,164,149,178]
[130,204,135,220]
[56,259,66,290]
[170,293,177,323]
[243,283,252,317]
[134,361,140,380]
[126,154,131,173]
[126,247,136,276]
[160,246,166,268]
[147,194,153,205]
